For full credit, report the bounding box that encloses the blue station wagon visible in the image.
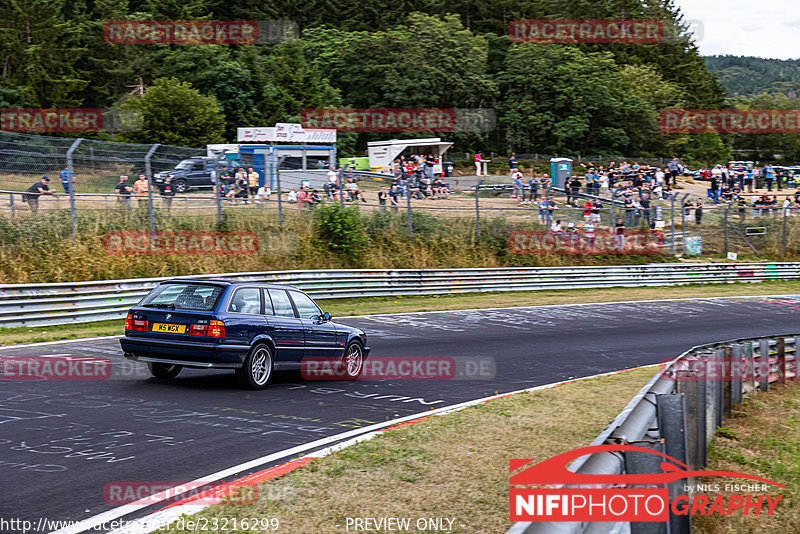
[120,279,369,389]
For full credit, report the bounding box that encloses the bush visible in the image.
[314,204,369,261]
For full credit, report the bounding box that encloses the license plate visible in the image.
[152,323,185,334]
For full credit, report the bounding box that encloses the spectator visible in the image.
[235,172,249,204]
[346,178,367,202]
[695,200,703,225]
[287,188,298,203]
[512,170,524,201]
[254,184,271,204]
[133,174,149,207]
[583,221,596,247]
[591,199,602,224]
[59,166,75,194]
[569,176,582,206]
[537,198,548,225]
[378,186,388,211]
[667,157,679,186]
[640,195,651,227]
[765,164,776,192]
[327,166,339,185]
[425,153,436,180]
[583,199,593,222]
[509,154,517,173]
[115,175,133,206]
[23,176,53,212]
[297,187,312,208]
[551,219,562,233]
[528,175,539,204]
[158,175,174,210]
[474,152,482,176]
[388,184,400,211]
[547,197,558,222]
[710,173,720,204]
[624,194,635,227]
[614,218,625,251]
[310,189,322,207]
[219,167,232,190]
[247,167,259,197]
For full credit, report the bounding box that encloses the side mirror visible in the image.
[322,312,332,321]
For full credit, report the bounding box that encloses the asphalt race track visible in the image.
[1,295,799,532]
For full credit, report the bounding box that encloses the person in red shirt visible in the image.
[583,199,594,222]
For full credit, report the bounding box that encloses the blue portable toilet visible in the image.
[550,158,573,188]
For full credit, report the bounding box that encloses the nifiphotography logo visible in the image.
[509,444,785,522]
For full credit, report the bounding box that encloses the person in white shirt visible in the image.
[287,188,298,203]
[655,168,665,187]
[550,220,562,232]
[255,185,271,204]
[327,168,338,185]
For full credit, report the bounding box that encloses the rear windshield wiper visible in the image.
[146,303,176,309]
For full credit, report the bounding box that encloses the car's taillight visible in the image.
[125,314,149,332]
[188,323,208,336]
[207,320,226,338]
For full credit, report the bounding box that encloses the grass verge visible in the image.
[158,366,658,534]
[694,381,800,534]
[3,280,800,347]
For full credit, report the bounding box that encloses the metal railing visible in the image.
[508,333,799,534]
[1,262,799,328]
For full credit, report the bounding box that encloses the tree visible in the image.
[121,77,225,146]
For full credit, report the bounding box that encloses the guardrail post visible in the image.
[66,138,83,238]
[626,442,670,534]
[744,341,755,396]
[759,339,770,392]
[703,352,717,444]
[715,349,724,428]
[657,393,691,534]
[684,362,707,469]
[144,143,160,239]
[722,346,733,418]
[777,337,786,384]
[731,344,743,404]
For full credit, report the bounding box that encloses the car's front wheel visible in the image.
[147,362,182,379]
[341,341,364,380]
[173,178,188,193]
[236,344,274,389]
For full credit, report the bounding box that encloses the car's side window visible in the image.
[289,291,321,320]
[228,287,262,314]
[268,289,297,318]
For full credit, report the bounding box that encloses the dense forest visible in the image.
[0,0,730,160]
[706,55,800,98]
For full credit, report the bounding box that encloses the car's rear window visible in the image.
[141,283,224,311]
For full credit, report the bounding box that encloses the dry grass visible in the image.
[694,382,800,534]
[159,366,658,534]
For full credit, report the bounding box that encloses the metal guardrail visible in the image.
[0,262,798,328]
[507,333,799,534]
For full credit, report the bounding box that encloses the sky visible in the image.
[673,0,799,60]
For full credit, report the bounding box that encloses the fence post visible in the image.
[723,205,728,256]
[10,193,15,219]
[670,194,676,254]
[783,205,788,255]
[276,155,286,226]
[144,143,160,239]
[680,193,689,255]
[475,180,483,238]
[407,188,413,237]
[66,138,84,238]
[338,164,349,210]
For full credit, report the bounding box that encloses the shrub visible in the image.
[314,204,370,261]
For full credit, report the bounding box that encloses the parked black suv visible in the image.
[153,157,218,193]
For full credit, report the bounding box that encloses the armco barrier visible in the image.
[507,334,799,534]
[0,262,797,327]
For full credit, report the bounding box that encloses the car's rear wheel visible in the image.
[341,341,364,380]
[236,344,274,389]
[173,178,188,193]
[147,362,182,379]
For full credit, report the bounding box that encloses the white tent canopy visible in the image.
[367,138,453,172]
